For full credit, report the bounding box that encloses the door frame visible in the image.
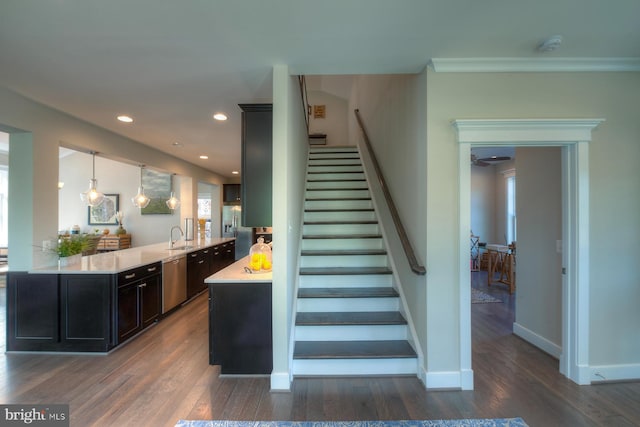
[453,118,603,387]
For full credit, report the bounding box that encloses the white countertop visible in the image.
[205,256,272,284]
[30,237,236,274]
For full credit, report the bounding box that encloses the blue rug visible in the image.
[175,420,528,427]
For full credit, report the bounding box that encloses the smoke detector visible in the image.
[537,35,563,52]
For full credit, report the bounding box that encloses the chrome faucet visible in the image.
[169,226,184,249]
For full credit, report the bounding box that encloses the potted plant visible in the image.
[57,234,89,266]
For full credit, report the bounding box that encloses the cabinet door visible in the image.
[6,272,59,351]
[239,104,272,227]
[117,282,141,343]
[60,274,113,351]
[223,184,241,203]
[140,274,162,328]
[186,251,203,299]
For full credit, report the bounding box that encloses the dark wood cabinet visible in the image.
[6,272,59,351]
[209,282,272,374]
[239,103,272,227]
[60,274,113,351]
[117,262,162,344]
[186,249,207,299]
[223,184,241,204]
[220,240,236,264]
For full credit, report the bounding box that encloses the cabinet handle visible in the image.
[198,260,205,264]
[125,273,136,279]
[139,282,147,288]
[203,250,209,254]
[214,252,220,256]
[190,253,198,258]
[147,266,157,272]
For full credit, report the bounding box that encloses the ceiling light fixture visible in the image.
[80,151,105,207]
[132,165,151,208]
[213,113,228,121]
[231,171,239,175]
[537,35,563,52]
[199,155,209,159]
[117,115,134,123]
[165,174,181,210]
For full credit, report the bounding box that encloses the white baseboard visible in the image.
[423,370,466,390]
[513,322,562,358]
[590,364,640,383]
[270,371,291,392]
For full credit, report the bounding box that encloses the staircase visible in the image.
[292,145,418,376]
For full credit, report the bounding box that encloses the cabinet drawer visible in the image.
[118,262,161,285]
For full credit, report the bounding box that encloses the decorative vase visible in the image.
[116,225,126,235]
[58,253,82,268]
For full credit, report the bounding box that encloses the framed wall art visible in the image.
[88,194,119,225]
[141,169,172,215]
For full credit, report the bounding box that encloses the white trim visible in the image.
[270,371,291,391]
[424,370,468,390]
[590,364,640,383]
[513,322,562,359]
[454,118,602,387]
[430,58,640,73]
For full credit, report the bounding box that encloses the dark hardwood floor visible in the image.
[1,273,639,427]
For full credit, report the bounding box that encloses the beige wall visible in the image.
[427,70,640,374]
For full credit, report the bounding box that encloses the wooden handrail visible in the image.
[354,109,426,275]
[298,75,310,132]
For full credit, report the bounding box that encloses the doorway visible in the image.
[455,118,603,387]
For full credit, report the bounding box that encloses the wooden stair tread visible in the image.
[305,208,374,212]
[308,163,362,167]
[296,311,406,326]
[302,234,382,239]
[307,178,366,182]
[306,187,368,192]
[304,220,377,225]
[307,170,363,174]
[298,287,398,298]
[293,340,416,359]
[301,249,386,256]
[300,267,392,275]
[305,197,372,201]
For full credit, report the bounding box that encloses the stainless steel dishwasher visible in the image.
[162,254,187,313]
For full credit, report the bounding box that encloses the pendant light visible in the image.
[132,165,151,208]
[166,174,180,210]
[80,152,105,207]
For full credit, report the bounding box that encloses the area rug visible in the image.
[471,288,502,304]
[176,420,528,427]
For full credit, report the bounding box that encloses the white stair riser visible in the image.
[309,154,360,160]
[301,238,384,251]
[305,189,370,199]
[307,172,366,181]
[300,254,388,268]
[294,324,408,341]
[308,165,363,173]
[306,181,368,190]
[299,274,393,288]
[305,200,373,210]
[303,224,379,235]
[310,147,358,152]
[297,297,399,312]
[292,358,417,376]
[304,211,376,222]
[309,159,361,166]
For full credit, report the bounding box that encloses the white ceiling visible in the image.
[1,1,639,177]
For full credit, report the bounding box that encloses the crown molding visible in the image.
[429,58,640,73]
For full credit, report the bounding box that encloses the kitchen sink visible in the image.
[168,245,193,251]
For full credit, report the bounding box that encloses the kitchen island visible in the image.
[205,257,272,375]
[6,237,235,353]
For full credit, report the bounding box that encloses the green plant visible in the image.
[56,235,89,257]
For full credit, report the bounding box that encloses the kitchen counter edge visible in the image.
[28,237,236,274]
[205,256,272,284]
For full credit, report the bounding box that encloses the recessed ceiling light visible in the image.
[117,115,134,123]
[199,155,209,159]
[213,113,228,121]
[172,142,183,147]
[232,171,239,175]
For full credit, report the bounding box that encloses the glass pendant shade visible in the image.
[132,166,151,208]
[80,152,105,207]
[81,178,105,207]
[166,192,180,210]
[132,186,151,208]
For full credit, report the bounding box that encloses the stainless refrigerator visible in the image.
[222,205,252,259]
